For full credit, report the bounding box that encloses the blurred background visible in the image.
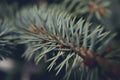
[0,0,120,80]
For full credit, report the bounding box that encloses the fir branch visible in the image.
[58,0,111,21]
[15,5,119,80]
[0,18,15,59]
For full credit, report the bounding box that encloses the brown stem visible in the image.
[30,25,94,64]
[54,34,87,58]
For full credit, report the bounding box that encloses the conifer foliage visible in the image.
[0,0,120,80]
[0,18,15,59]
[58,0,111,21]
